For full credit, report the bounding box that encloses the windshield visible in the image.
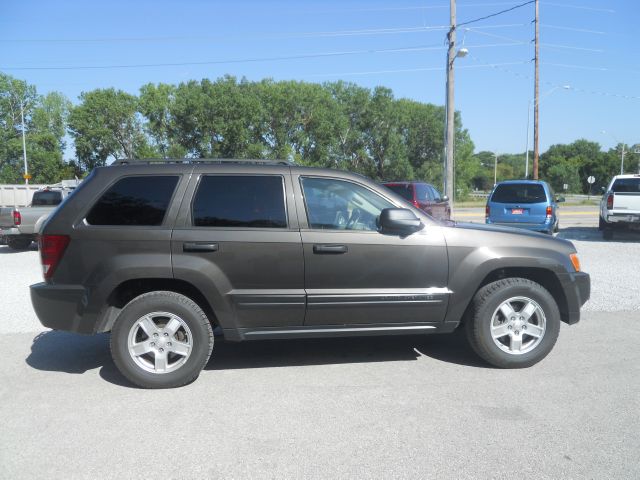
[611,178,640,193]
[491,183,547,204]
[31,190,63,206]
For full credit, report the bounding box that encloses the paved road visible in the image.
[1,312,639,479]
[1,218,639,479]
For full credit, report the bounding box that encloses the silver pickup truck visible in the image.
[599,174,640,239]
[0,182,79,250]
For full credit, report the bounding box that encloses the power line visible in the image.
[541,2,615,13]
[308,61,531,77]
[0,23,536,44]
[467,52,640,101]
[0,42,529,71]
[458,0,535,27]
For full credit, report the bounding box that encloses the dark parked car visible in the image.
[31,160,589,388]
[382,181,451,220]
[486,180,563,234]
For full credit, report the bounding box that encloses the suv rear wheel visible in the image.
[110,291,213,388]
[465,278,560,368]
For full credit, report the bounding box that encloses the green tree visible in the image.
[68,88,148,170]
[1,73,72,183]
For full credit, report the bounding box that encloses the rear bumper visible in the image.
[605,212,640,224]
[557,271,590,325]
[30,282,96,334]
[0,226,21,238]
[486,220,555,233]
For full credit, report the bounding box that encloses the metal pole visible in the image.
[445,0,456,210]
[621,144,625,175]
[494,152,498,186]
[533,0,540,179]
[20,102,29,185]
[525,101,531,178]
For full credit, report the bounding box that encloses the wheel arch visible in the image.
[97,278,219,333]
[459,267,570,325]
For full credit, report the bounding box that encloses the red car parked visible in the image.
[383,181,451,220]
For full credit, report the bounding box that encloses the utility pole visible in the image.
[444,0,456,208]
[619,144,626,175]
[532,0,540,179]
[494,152,499,186]
[20,102,29,185]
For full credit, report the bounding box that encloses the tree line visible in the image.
[1,72,637,196]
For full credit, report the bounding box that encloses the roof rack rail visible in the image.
[111,158,295,166]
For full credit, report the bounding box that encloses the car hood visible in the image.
[449,221,575,250]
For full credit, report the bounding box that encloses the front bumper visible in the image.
[30,282,95,334]
[557,271,590,325]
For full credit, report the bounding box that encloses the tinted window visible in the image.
[491,183,547,204]
[612,178,640,193]
[32,190,63,206]
[385,184,413,201]
[302,177,394,231]
[430,186,443,202]
[86,176,178,226]
[192,175,287,228]
[415,184,433,202]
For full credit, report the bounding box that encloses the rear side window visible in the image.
[612,178,640,193]
[86,176,179,226]
[32,190,63,206]
[385,184,413,201]
[491,183,547,204]
[192,175,287,228]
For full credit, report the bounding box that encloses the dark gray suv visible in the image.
[31,160,590,388]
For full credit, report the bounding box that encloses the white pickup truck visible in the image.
[0,181,79,250]
[599,174,640,239]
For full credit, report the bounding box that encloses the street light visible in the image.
[525,85,570,178]
[601,130,626,175]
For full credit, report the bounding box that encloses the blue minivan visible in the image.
[485,180,563,234]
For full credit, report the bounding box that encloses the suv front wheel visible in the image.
[465,278,560,368]
[110,291,214,388]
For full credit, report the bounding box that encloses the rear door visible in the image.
[171,165,305,330]
[294,172,449,327]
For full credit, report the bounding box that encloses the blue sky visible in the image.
[1,0,638,157]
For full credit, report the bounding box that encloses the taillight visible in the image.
[546,206,553,218]
[39,235,70,280]
[485,205,490,218]
[606,193,614,210]
[412,200,421,209]
[13,210,21,226]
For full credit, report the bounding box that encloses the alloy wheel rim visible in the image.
[127,312,193,374]
[490,296,546,355]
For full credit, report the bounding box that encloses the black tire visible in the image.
[465,278,561,368]
[7,237,32,250]
[598,216,605,231]
[110,291,213,388]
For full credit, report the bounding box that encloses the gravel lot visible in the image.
[1,225,639,479]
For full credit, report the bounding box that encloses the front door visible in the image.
[294,174,449,326]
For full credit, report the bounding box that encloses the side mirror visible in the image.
[379,208,423,235]
[441,195,449,202]
[556,196,565,203]
[600,186,606,193]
